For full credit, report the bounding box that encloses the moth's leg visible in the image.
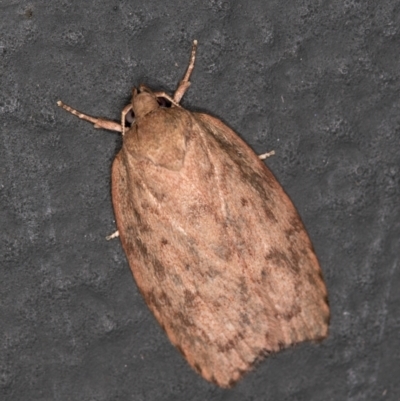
[57,101,122,133]
[106,230,119,240]
[258,150,276,160]
[121,104,133,136]
[137,84,181,108]
[173,39,198,104]
[152,91,181,108]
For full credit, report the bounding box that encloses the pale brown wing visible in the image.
[111,109,329,388]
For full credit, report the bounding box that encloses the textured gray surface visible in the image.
[1,0,399,400]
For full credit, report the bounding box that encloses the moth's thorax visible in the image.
[132,92,159,118]
[123,107,192,171]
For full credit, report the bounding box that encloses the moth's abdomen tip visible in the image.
[193,39,198,45]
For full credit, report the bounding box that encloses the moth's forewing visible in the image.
[111,107,329,388]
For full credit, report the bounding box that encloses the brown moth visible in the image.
[57,40,330,388]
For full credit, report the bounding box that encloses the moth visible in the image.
[58,40,330,388]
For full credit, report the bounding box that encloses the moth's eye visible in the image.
[157,97,172,108]
[125,110,135,126]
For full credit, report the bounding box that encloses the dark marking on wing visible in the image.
[193,362,202,374]
[184,289,196,307]
[135,237,149,258]
[152,258,166,280]
[216,331,246,353]
[238,277,248,295]
[212,244,232,261]
[176,344,186,357]
[261,268,268,281]
[133,207,151,233]
[239,312,251,326]
[324,294,330,306]
[275,305,301,322]
[158,291,172,307]
[174,311,195,327]
[265,247,300,273]
[228,378,237,387]
[145,289,158,311]
[217,338,237,353]
[306,271,318,287]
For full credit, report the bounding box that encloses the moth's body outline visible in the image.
[58,40,329,388]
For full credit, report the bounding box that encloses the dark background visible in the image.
[1,0,399,400]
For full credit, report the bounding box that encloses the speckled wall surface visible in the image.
[1,1,399,400]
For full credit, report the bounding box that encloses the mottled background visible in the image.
[1,0,399,400]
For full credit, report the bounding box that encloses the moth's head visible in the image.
[131,86,160,119]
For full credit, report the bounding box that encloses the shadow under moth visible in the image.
[57,40,330,388]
